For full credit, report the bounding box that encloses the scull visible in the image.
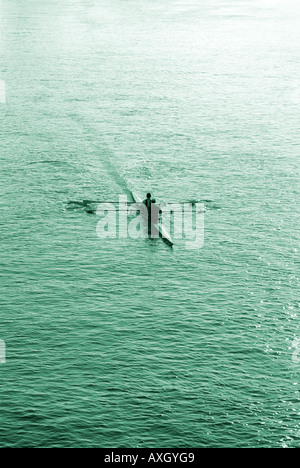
[131,192,174,248]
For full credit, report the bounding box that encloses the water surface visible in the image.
[0,0,299,448]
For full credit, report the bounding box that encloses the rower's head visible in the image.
[146,193,151,199]
[152,199,156,204]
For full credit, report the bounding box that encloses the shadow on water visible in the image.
[65,200,97,214]
[187,199,222,211]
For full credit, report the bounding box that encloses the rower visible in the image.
[143,193,154,210]
[143,193,153,231]
[143,194,161,229]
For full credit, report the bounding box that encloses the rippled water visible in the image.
[0,0,299,448]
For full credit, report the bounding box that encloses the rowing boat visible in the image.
[131,192,174,247]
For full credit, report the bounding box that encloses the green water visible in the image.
[0,0,299,448]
